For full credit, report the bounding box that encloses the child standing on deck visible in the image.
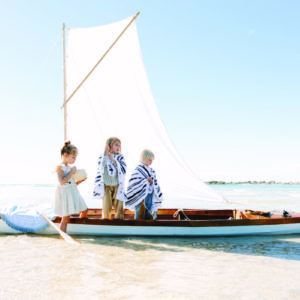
[53,141,88,233]
[93,137,127,219]
[125,150,163,220]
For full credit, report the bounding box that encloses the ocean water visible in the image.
[0,184,300,299]
[212,184,300,211]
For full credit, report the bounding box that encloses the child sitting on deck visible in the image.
[125,150,163,220]
[53,141,88,233]
[93,137,127,219]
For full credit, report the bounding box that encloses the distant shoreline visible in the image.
[206,181,300,185]
[0,182,300,186]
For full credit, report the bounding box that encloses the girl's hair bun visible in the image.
[61,141,77,156]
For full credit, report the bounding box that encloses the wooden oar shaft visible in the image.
[40,213,80,245]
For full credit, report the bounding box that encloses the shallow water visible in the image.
[1,184,300,299]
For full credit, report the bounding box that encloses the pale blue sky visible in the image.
[1,0,300,183]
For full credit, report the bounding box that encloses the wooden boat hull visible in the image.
[1,220,300,236]
[1,208,300,236]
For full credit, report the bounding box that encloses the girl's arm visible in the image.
[56,166,77,185]
[104,145,115,164]
[103,146,115,165]
[104,144,109,156]
[108,153,117,166]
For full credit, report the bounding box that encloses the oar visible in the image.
[39,212,81,245]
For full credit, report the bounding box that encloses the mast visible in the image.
[62,23,67,141]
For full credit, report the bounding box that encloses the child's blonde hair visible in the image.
[140,149,155,163]
[106,137,122,152]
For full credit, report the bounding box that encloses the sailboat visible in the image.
[1,13,300,236]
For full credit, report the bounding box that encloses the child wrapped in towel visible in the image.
[125,150,163,220]
[93,137,127,219]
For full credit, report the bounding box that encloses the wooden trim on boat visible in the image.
[3,208,299,230]
[70,208,234,220]
[63,217,300,227]
[80,208,234,216]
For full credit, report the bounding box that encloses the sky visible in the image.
[1,0,300,184]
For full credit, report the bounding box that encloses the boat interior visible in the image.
[60,208,299,223]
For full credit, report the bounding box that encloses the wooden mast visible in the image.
[62,23,67,140]
[61,11,140,109]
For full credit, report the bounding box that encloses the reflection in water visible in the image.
[78,234,300,261]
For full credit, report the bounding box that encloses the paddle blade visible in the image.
[39,212,81,245]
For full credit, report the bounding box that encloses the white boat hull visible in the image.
[1,220,300,237]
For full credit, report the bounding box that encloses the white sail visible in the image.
[65,16,226,208]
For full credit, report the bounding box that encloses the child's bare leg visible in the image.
[114,200,124,219]
[111,185,123,219]
[60,216,70,233]
[80,209,88,218]
[138,201,146,219]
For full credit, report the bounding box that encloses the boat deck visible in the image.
[51,208,300,227]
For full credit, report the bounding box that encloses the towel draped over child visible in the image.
[125,164,163,212]
[93,154,127,202]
